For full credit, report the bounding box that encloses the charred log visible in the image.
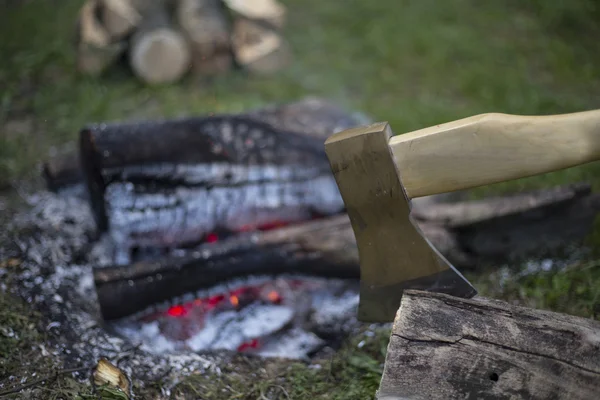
[94,216,358,320]
[42,149,83,192]
[78,100,364,263]
[414,182,600,264]
[47,98,368,193]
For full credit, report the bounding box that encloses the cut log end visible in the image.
[130,28,191,84]
[100,0,142,40]
[223,0,287,29]
[76,0,127,76]
[176,0,233,76]
[231,18,291,74]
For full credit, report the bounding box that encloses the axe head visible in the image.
[324,122,477,323]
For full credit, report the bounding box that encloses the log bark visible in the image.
[76,0,127,76]
[231,17,291,74]
[129,1,191,84]
[378,290,600,400]
[175,0,233,75]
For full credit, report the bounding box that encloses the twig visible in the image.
[0,366,90,397]
[269,385,290,399]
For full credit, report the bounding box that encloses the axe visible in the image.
[324,110,600,322]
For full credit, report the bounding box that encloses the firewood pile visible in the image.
[76,0,291,84]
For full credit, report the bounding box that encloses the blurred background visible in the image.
[1,0,599,325]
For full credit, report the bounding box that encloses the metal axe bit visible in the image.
[324,110,600,322]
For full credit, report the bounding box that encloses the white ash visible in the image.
[105,163,325,186]
[112,276,361,360]
[257,328,326,359]
[2,190,218,386]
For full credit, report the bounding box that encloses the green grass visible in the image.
[468,259,600,320]
[170,327,390,400]
[1,0,600,188]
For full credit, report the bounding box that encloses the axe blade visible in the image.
[324,122,477,323]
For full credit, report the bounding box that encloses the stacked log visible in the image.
[75,0,291,83]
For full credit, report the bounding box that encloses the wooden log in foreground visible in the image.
[378,290,600,400]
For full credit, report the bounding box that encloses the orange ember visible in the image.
[267,290,282,304]
[205,232,219,243]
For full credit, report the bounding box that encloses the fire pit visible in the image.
[5,97,599,395]
[2,98,372,380]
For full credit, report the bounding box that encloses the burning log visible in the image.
[94,185,600,319]
[78,98,363,265]
[93,183,600,320]
[94,216,358,320]
[377,290,600,400]
[39,97,600,322]
[79,114,341,265]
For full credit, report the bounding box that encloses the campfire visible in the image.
[26,98,369,365]
[3,97,599,390]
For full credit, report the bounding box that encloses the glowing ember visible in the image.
[207,294,225,308]
[205,233,219,243]
[237,338,260,352]
[267,290,282,304]
[167,305,187,317]
[113,277,360,359]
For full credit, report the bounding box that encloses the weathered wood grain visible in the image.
[378,290,600,400]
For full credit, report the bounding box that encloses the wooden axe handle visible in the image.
[389,109,600,199]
